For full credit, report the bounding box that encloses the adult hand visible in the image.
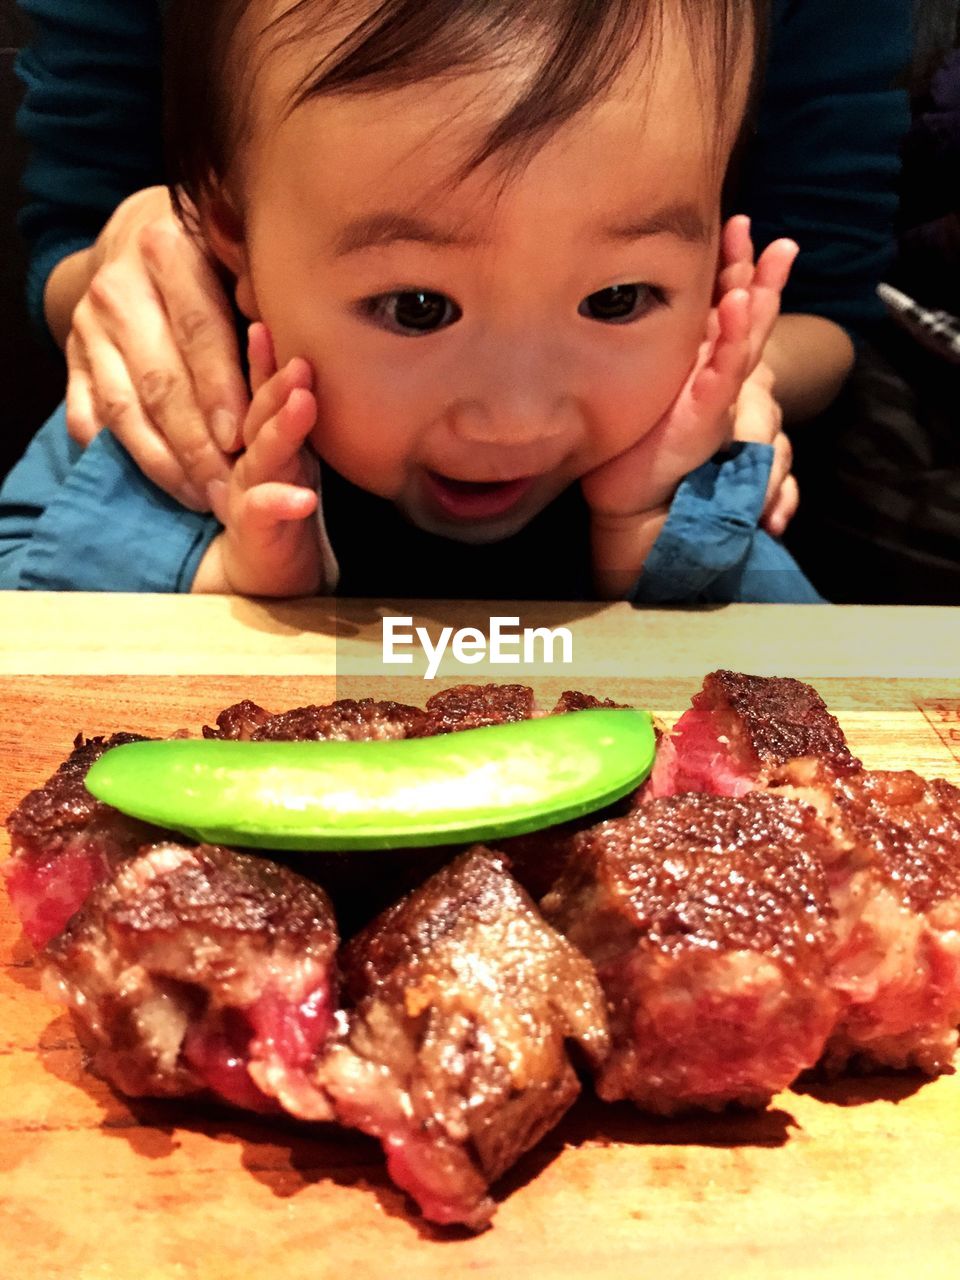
[63,185,249,510]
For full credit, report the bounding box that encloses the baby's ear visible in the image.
[198,185,260,320]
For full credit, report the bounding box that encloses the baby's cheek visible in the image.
[584,347,697,464]
[305,417,410,499]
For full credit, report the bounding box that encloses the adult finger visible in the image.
[247,323,277,398]
[64,330,100,446]
[140,222,249,451]
[87,259,231,499]
[79,316,206,508]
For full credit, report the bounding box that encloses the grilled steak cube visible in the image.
[646,670,862,799]
[321,847,609,1229]
[45,843,338,1118]
[799,770,960,1074]
[542,793,839,1114]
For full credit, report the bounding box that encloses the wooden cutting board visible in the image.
[3,670,960,1280]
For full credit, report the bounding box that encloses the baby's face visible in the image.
[224,27,742,541]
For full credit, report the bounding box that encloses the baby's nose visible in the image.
[448,353,574,447]
[450,399,570,446]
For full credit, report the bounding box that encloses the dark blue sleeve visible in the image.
[0,403,218,592]
[15,0,165,340]
[630,443,825,604]
[738,0,913,339]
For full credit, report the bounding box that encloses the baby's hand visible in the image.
[193,324,332,596]
[732,361,799,539]
[583,216,798,598]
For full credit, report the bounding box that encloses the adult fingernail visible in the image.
[182,483,208,512]
[207,479,228,520]
[212,409,239,451]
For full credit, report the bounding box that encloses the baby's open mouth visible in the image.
[423,471,536,520]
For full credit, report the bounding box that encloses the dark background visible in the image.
[1,1,63,481]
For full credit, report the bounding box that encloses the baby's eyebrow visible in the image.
[333,201,711,256]
[334,213,481,256]
[599,202,711,245]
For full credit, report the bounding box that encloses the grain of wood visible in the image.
[1,595,959,677]
[1,629,959,1277]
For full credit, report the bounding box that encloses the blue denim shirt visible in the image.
[0,402,823,602]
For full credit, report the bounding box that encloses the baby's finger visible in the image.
[243,357,314,449]
[754,238,800,295]
[748,240,800,358]
[238,387,318,489]
[212,476,317,532]
[734,375,783,445]
[763,431,794,508]
[690,287,751,417]
[64,331,100,446]
[140,223,249,452]
[239,483,319,528]
[718,258,755,297]
[721,215,754,269]
[715,216,754,301]
[247,323,277,398]
[762,473,800,538]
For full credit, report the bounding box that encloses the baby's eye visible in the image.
[362,290,462,335]
[579,283,664,324]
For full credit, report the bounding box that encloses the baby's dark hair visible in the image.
[164,0,767,215]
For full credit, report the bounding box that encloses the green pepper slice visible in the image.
[83,707,656,850]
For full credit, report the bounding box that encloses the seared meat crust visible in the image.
[205,698,428,741]
[419,683,537,733]
[817,770,960,913]
[323,847,609,1229]
[8,733,152,855]
[550,690,624,714]
[542,793,839,1113]
[202,699,273,740]
[202,682,615,747]
[698,671,862,781]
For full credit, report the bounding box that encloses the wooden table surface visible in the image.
[1,596,959,1279]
